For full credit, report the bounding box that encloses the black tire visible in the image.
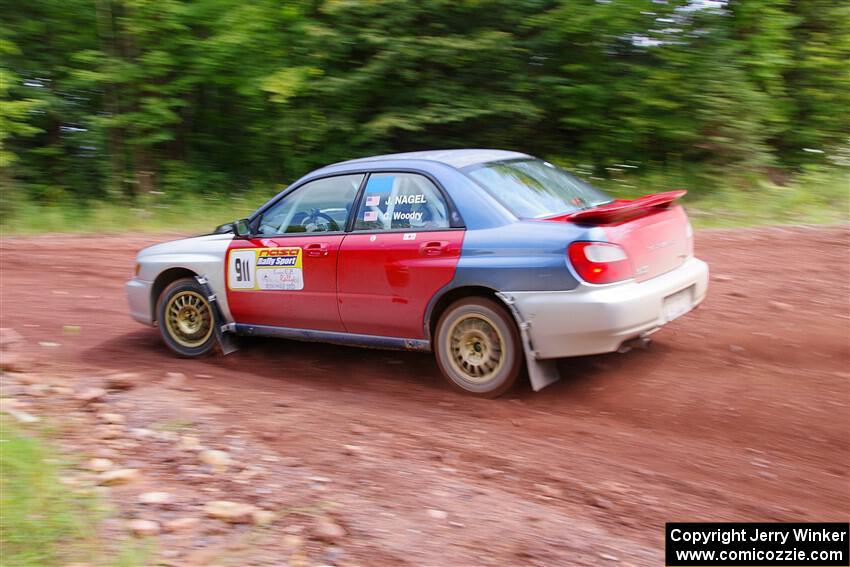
[434,297,523,397]
[156,277,217,357]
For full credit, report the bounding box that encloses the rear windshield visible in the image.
[465,159,612,218]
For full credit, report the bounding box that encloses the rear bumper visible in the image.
[126,278,154,326]
[499,257,709,359]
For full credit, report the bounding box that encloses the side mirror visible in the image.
[233,219,252,238]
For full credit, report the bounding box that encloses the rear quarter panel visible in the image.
[449,221,588,292]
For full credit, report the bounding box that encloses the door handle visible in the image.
[419,241,449,256]
[304,242,329,257]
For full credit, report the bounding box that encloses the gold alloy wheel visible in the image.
[446,313,506,383]
[164,290,213,348]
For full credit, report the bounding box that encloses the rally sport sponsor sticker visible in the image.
[227,247,303,291]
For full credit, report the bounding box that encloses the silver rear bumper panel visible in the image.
[499,257,709,360]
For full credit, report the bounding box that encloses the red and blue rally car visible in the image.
[127,150,708,396]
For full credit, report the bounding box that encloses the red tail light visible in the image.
[568,242,633,284]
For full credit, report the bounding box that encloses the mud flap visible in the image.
[524,358,560,392]
[195,275,239,355]
[496,293,561,392]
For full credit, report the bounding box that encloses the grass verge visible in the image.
[0,167,847,235]
[0,190,269,236]
[592,165,849,228]
[0,417,147,566]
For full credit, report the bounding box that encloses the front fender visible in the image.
[135,234,234,323]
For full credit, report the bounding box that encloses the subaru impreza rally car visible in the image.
[127,149,708,397]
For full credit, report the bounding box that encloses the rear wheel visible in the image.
[156,278,216,357]
[435,297,523,397]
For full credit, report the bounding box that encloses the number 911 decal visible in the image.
[227,247,304,291]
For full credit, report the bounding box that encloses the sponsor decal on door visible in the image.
[227,247,304,291]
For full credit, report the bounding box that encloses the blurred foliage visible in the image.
[0,0,848,222]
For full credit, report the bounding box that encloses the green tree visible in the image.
[0,0,847,204]
[784,0,850,160]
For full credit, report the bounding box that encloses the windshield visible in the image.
[465,159,612,218]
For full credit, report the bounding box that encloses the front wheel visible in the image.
[434,297,523,397]
[156,277,216,357]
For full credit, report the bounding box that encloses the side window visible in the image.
[354,173,450,231]
[258,174,364,235]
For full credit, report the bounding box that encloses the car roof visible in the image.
[332,149,531,170]
[254,149,535,229]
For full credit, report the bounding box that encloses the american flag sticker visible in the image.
[365,195,380,207]
[364,211,378,222]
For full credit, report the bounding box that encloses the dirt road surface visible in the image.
[1,225,848,566]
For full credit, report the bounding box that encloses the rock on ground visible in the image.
[127,519,160,537]
[164,517,200,533]
[138,491,173,505]
[203,500,258,524]
[98,468,139,485]
[313,517,346,542]
[87,458,114,472]
[75,387,107,404]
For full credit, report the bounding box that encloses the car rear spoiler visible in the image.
[549,190,687,225]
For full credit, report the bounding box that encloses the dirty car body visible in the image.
[127,149,709,396]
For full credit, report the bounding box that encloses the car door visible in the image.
[226,173,364,331]
[337,172,465,338]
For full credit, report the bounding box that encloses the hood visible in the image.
[137,233,234,259]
